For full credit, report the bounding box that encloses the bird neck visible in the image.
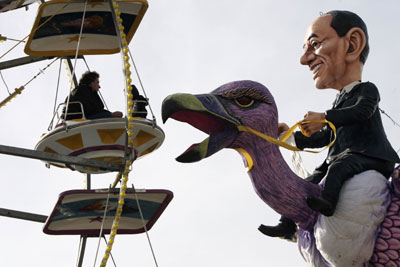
[235,135,321,230]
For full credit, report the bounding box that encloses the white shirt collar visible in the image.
[342,80,361,94]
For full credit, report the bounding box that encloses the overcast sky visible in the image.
[1,1,400,266]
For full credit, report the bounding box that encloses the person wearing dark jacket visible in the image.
[63,71,122,120]
[131,84,148,118]
[258,10,399,240]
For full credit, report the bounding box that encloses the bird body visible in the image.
[162,80,400,266]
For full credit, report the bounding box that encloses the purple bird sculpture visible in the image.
[162,80,400,267]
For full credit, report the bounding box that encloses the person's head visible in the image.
[131,84,140,98]
[300,10,368,90]
[79,71,100,92]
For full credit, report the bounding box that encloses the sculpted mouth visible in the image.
[312,63,322,74]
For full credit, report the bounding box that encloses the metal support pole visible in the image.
[0,144,124,172]
[64,57,79,87]
[76,173,90,267]
[76,235,88,267]
[86,173,91,190]
[0,56,54,70]
[0,208,47,223]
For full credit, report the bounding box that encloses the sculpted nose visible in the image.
[300,50,315,66]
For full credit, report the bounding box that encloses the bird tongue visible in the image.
[170,110,226,135]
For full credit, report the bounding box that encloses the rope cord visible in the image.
[25,58,59,88]
[380,107,400,128]
[53,58,62,114]
[238,119,337,153]
[0,57,59,110]
[80,55,112,112]
[85,42,108,110]
[0,70,10,94]
[93,187,112,267]
[79,56,111,112]
[236,120,336,172]
[100,163,132,267]
[129,50,156,123]
[379,108,400,155]
[48,58,63,130]
[63,0,89,122]
[0,1,72,111]
[132,184,159,267]
[0,1,72,61]
[0,35,26,43]
[0,70,10,95]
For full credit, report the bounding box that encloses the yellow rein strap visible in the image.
[237,119,336,154]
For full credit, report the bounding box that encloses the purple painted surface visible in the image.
[369,166,400,266]
[163,80,400,266]
[298,228,330,267]
[212,81,321,231]
[68,145,125,156]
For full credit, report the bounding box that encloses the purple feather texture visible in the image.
[162,80,400,266]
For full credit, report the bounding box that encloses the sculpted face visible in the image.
[300,15,348,90]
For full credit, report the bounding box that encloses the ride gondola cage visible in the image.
[35,117,165,174]
[23,0,164,174]
[24,0,148,56]
[43,188,173,235]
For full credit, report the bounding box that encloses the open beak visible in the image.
[162,93,240,163]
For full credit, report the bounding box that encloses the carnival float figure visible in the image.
[161,10,400,267]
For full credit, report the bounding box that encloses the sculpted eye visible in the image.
[234,96,254,107]
[220,87,271,105]
[311,41,320,49]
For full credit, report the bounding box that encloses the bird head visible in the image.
[162,80,278,163]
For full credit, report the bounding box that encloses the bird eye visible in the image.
[234,96,254,107]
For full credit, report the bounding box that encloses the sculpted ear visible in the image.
[345,27,366,63]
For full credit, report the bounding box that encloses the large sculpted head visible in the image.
[300,10,368,90]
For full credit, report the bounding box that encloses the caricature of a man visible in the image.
[259,10,400,240]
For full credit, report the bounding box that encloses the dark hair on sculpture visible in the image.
[325,10,369,64]
[79,71,99,86]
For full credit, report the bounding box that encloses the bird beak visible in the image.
[162,93,240,163]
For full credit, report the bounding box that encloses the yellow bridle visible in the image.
[235,119,336,171]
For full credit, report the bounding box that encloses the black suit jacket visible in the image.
[294,82,400,164]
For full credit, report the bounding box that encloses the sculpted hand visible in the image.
[300,111,326,136]
[278,123,289,135]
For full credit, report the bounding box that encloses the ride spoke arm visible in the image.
[0,144,124,172]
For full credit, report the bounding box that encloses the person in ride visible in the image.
[259,10,400,240]
[63,71,123,120]
[131,84,148,118]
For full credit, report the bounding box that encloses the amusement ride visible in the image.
[0,1,172,266]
